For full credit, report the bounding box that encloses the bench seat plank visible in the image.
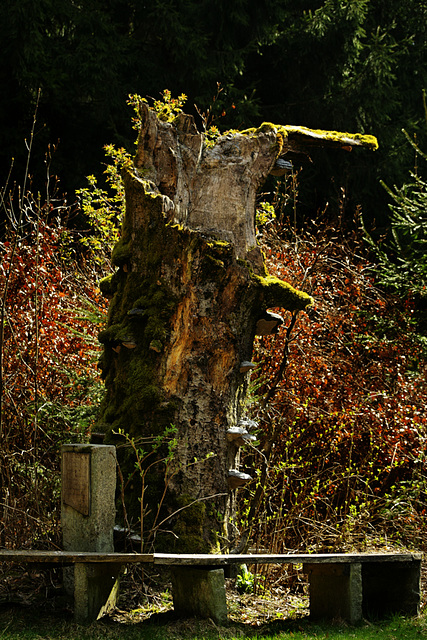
[153,552,422,566]
[0,550,421,565]
[0,550,153,564]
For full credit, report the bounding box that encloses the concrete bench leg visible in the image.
[170,567,228,625]
[362,560,421,619]
[73,563,121,623]
[304,562,362,623]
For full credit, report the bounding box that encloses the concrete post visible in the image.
[61,444,117,552]
[362,560,421,618]
[61,444,119,622]
[170,567,228,625]
[73,562,121,624]
[304,562,363,623]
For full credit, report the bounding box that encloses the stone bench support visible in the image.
[170,567,228,625]
[74,562,121,624]
[361,560,421,619]
[304,562,363,623]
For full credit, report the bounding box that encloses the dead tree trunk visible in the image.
[96,104,377,553]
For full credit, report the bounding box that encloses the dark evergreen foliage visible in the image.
[0,0,426,223]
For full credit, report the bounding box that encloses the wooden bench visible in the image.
[0,550,422,625]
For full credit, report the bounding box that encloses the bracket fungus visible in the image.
[228,469,253,490]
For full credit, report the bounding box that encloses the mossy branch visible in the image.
[253,274,314,311]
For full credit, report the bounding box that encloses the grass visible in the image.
[0,609,425,640]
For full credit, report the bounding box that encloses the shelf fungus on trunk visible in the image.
[228,469,253,490]
[121,338,137,349]
[270,158,293,177]
[238,418,259,432]
[256,311,285,336]
[227,427,257,447]
[240,361,257,373]
[94,102,378,553]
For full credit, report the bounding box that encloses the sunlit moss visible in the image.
[240,122,378,151]
[252,274,314,311]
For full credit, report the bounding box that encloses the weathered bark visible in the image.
[96,104,377,552]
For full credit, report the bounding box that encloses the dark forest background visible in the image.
[1,0,426,227]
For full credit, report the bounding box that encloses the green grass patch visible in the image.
[0,610,425,640]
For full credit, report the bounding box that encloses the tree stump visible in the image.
[96,103,377,552]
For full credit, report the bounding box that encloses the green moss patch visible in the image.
[239,122,378,151]
[167,495,215,553]
[253,274,314,311]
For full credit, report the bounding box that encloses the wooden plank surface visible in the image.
[152,552,422,565]
[62,451,91,515]
[0,550,422,565]
[0,550,153,564]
